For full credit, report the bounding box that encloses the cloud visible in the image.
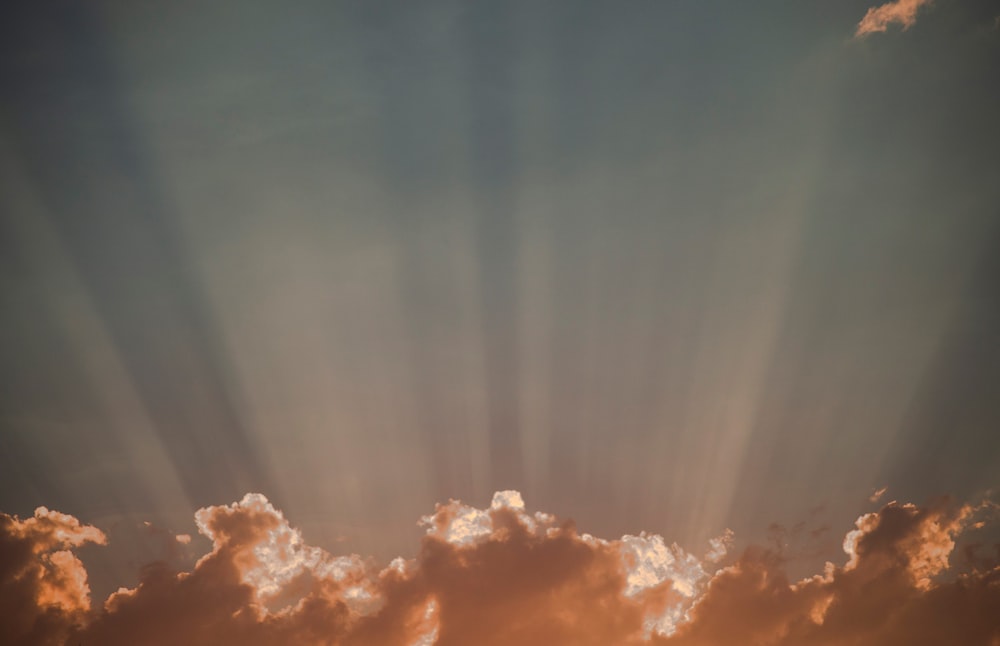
[661,498,1000,645]
[855,0,934,37]
[1,492,998,645]
[0,506,106,644]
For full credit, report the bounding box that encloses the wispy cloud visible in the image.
[856,0,934,37]
[1,492,998,644]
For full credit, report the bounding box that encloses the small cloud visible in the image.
[855,0,934,37]
[138,519,194,561]
[705,528,735,563]
[870,486,889,503]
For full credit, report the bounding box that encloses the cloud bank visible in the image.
[856,0,934,36]
[1,491,998,645]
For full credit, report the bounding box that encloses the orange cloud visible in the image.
[661,498,1000,645]
[0,506,106,644]
[855,0,934,37]
[2,492,998,645]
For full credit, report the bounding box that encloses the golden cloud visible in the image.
[0,506,106,644]
[1,491,998,645]
[856,0,934,37]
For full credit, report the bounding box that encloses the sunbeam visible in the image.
[2,1,999,643]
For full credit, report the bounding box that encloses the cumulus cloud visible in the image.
[664,498,999,645]
[1,492,999,645]
[856,0,934,37]
[0,506,106,644]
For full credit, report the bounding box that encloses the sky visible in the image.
[1,0,999,644]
